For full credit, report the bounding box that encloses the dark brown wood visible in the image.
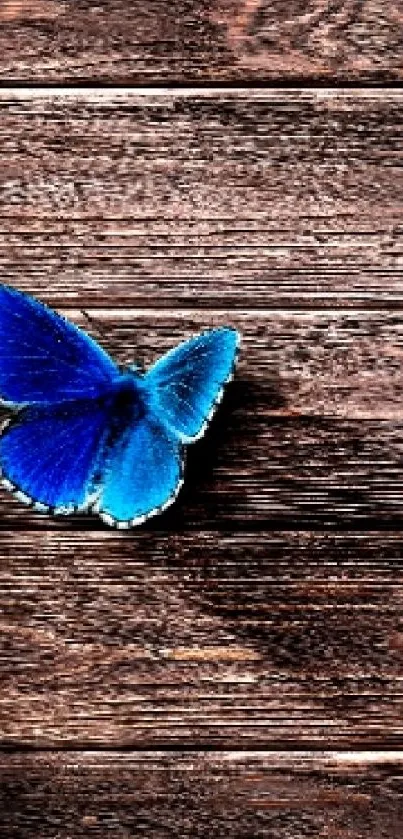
[2,309,403,527]
[0,1,402,83]
[0,531,402,747]
[0,79,402,836]
[1,90,403,309]
[79,308,403,421]
[0,751,402,838]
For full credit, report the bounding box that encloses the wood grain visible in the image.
[2,309,403,528]
[0,1,402,83]
[0,531,402,747]
[0,751,402,838]
[0,80,402,837]
[1,89,403,309]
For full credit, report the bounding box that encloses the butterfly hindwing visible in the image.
[144,327,239,442]
[95,414,183,527]
[0,400,109,512]
[0,284,118,405]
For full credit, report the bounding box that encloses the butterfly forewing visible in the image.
[144,328,239,442]
[0,285,118,405]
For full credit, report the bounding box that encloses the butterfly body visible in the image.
[0,285,239,527]
[101,371,147,435]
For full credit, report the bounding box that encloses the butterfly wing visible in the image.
[144,327,239,442]
[0,284,118,405]
[94,414,182,527]
[0,400,109,512]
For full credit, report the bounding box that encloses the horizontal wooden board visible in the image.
[85,308,403,421]
[0,751,402,838]
[0,1,402,83]
[2,309,403,528]
[0,531,402,747]
[1,90,403,308]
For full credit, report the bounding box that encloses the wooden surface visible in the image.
[1,89,403,310]
[1,84,402,836]
[0,531,402,748]
[1,752,402,838]
[0,0,402,83]
[3,308,403,526]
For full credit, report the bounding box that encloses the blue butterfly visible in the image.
[0,285,240,527]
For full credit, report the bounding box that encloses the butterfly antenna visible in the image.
[81,309,142,374]
[80,309,111,345]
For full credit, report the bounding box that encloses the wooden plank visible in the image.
[0,531,402,747]
[82,308,403,421]
[1,89,403,309]
[0,751,402,837]
[0,1,402,83]
[2,309,403,527]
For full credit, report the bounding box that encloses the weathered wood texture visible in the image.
[1,86,402,831]
[1,90,403,309]
[0,531,402,747]
[0,1,402,83]
[2,309,403,527]
[0,751,402,838]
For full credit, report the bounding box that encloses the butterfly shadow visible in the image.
[116,379,401,684]
[143,374,286,530]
